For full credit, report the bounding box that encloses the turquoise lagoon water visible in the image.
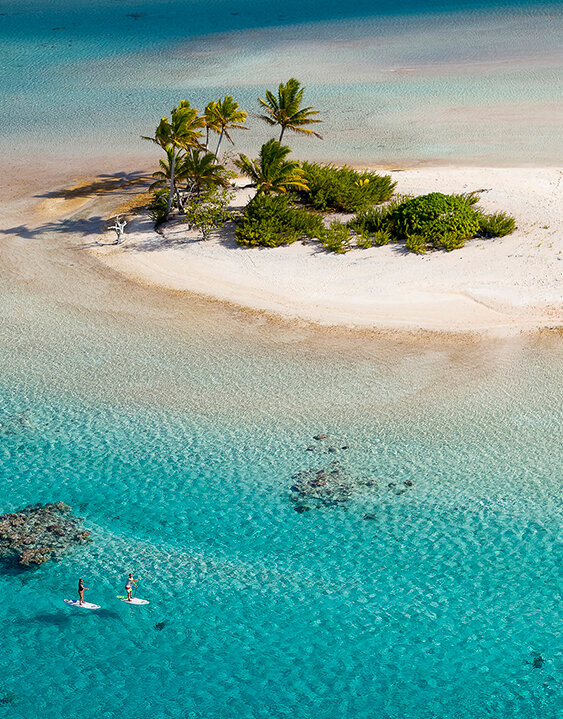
[1,1,563,716]
[1,0,562,166]
[1,238,562,716]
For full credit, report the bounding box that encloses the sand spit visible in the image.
[90,167,562,335]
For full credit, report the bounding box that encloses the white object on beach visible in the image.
[117,596,150,605]
[108,215,127,244]
[64,599,101,610]
[92,168,563,335]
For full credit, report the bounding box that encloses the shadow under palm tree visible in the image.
[33,171,149,200]
[0,215,113,243]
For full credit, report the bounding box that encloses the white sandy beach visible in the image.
[89,167,562,335]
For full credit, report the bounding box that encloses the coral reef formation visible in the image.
[0,502,91,567]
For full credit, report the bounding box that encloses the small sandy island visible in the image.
[92,167,562,335]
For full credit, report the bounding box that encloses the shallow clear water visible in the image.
[1,0,562,166]
[1,1,562,716]
[1,233,562,716]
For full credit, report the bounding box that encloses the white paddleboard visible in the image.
[117,596,150,605]
[64,599,101,610]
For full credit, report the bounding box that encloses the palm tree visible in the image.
[234,139,308,195]
[143,100,205,217]
[148,145,186,209]
[204,100,220,151]
[149,145,180,190]
[179,150,230,195]
[258,78,322,143]
[207,95,248,158]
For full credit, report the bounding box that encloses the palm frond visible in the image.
[235,139,308,194]
[257,79,322,141]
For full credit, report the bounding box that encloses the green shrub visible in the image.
[299,163,396,212]
[349,206,391,235]
[372,229,393,246]
[287,207,325,239]
[149,189,169,225]
[478,211,516,237]
[183,187,234,240]
[391,192,480,250]
[355,234,372,249]
[236,194,324,247]
[405,234,427,254]
[235,195,296,247]
[321,221,352,253]
[427,208,480,250]
[348,196,404,235]
[452,191,480,206]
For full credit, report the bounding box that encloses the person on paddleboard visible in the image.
[78,578,89,605]
[125,573,139,601]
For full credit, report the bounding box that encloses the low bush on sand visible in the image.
[348,192,515,253]
[235,194,324,247]
[478,211,516,237]
[299,163,396,213]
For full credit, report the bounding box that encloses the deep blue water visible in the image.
[1,1,562,716]
[2,0,553,42]
[1,0,562,165]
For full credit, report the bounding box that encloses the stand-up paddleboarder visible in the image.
[125,573,139,601]
[78,578,89,605]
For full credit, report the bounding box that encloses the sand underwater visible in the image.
[0,1,562,717]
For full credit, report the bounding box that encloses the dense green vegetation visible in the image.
[392,193,479,244]
[143,80,516,252]
[299,163,395,212]
[348,192,516,253]
[478,211,517,237]
[347,197,404,237]
[235,194,323,247]
[391,193,481,251]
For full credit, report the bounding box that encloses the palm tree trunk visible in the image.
[279,126,285,143]
[166,145,177,217]
[176,185,184,212]
[205,126,209,151]
[215,128,225,159]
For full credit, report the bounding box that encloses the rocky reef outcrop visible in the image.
[291,461,355,511]
[291,433,417,513]
[0,502,91,567]
[0,412,30,437]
